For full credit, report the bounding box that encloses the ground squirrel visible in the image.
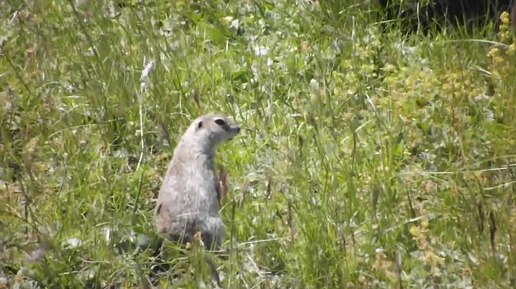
[154,113,240,250]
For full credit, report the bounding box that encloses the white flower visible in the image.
[230,19,239,30]
[309,79,319,92]
[254,46,269,56]
[64,237,82,248]
[140,59,155,83]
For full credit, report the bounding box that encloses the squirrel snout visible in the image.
[230,125,240,134]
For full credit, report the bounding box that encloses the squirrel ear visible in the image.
[197,121,203,129]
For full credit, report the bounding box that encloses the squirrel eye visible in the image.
[214,119,226,126]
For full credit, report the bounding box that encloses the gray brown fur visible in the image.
[154,113,240,250]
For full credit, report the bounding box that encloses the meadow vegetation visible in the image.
[1,0,515,288]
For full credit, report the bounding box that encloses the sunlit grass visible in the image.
[1,0,515,288]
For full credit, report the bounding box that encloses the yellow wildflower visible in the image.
[508,44,516,56]
[499,11,510,25]
[487,47,500,58]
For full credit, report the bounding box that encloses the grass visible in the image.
[1,0,515,288]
